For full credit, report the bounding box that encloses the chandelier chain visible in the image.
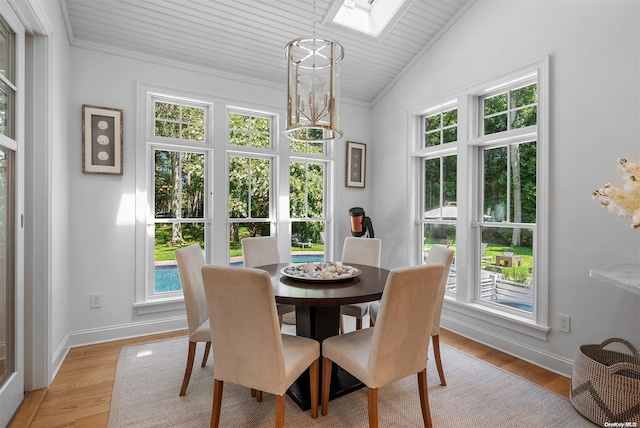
[312,0,316,38]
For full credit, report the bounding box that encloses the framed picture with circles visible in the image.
[82,104,123,175]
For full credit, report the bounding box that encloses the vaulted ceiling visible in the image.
[62,0,474,105]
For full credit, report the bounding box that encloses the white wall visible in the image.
[59,47,372,351]
[372,0,640,373]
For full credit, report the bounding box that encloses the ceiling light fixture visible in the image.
[285,0,344,142]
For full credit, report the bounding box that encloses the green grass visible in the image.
[156,223,325,261]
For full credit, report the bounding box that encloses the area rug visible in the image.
[107,336,596,427]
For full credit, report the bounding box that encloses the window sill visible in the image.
[443,296,550,341]
[133,297,186,315]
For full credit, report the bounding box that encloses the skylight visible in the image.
[330,0,408,38]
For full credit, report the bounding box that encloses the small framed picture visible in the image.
[346,141,366,188]
[82,104,123,175]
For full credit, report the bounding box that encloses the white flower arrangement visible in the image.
[593,158,640,229]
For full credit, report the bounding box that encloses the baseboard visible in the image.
[51,317,188,381]
[441,315,574,377]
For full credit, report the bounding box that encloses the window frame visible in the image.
[135,89,214,310]
[409,57,550,340]
[134,88,337,311]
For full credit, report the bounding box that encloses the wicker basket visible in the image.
[571,338,640,425]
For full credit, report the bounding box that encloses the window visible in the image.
[290,159,326,260]
[228,154,273,264]
[476,82,538,315]
[229,112,271,148]
[136,90,336,308]
[418,106,458,287]
[412,59,548,335]
[143,95,212,302]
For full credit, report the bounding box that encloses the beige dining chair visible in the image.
[369,244,454,385]
[339,237,382,334]
[241,236,295,328]
[202,265,320,428]
[321,264,445,428]
[175,244,211,396]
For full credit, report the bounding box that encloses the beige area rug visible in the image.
[107,335,596,427]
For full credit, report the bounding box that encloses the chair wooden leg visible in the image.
[432,335,446,386]
[210,379,223,428]
[201,342,211,367]
[367,387,379,428]
[417,369,433,428]
[370,317,375,327]
[278,315,284,329]
[355,318,363,330]
[179,341,196,396]
[309,358,319,419]
[339,315,345,334]
[275,394,285,428]
[321,357,333,416]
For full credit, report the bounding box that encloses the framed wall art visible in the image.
[346,141,366,188]
[82,104,123,175]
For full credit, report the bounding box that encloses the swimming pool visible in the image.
[154,254,325,293]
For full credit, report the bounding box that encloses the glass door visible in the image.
[0,4,23,425]
[0,146,14,389]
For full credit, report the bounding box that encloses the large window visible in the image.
[413,60,548,333]
[476,82,538,315]
[418,106,458,289]
[144,96,211,301]
[136,90,335,307]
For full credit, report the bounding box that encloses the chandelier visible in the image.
[285,3,344,142]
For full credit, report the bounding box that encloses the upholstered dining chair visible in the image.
[175,244,211,396]
[321,264,445,428]
[241,236,296,328]
[201,265,320,428]
[339,237,382,334]
[369,244,454,385]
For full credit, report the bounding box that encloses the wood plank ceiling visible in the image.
[62,0,473,105]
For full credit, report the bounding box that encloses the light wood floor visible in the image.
[9,328,570,427]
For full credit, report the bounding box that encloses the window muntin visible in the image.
[290,140,325,155]
[228,112,271,148]
[424,108,457,148]
[154,101,205,141]
[483,83,537,135]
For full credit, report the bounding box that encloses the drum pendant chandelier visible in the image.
[285,2,344,142]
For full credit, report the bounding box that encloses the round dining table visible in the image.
[255,262,390,411]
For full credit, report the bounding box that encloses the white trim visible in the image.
[51,318,189,379]
[408,57,550,338]
[441,314,571,377]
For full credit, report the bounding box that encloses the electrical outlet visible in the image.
[558,314,570,333]
[91,293,102,309]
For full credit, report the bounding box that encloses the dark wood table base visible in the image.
[288,305,365,410]
[256,263,389,411]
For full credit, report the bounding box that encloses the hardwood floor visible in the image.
[8,328,570,427]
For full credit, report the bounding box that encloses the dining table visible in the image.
[256,262,390,411]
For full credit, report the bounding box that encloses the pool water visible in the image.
[154,254,325,293]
